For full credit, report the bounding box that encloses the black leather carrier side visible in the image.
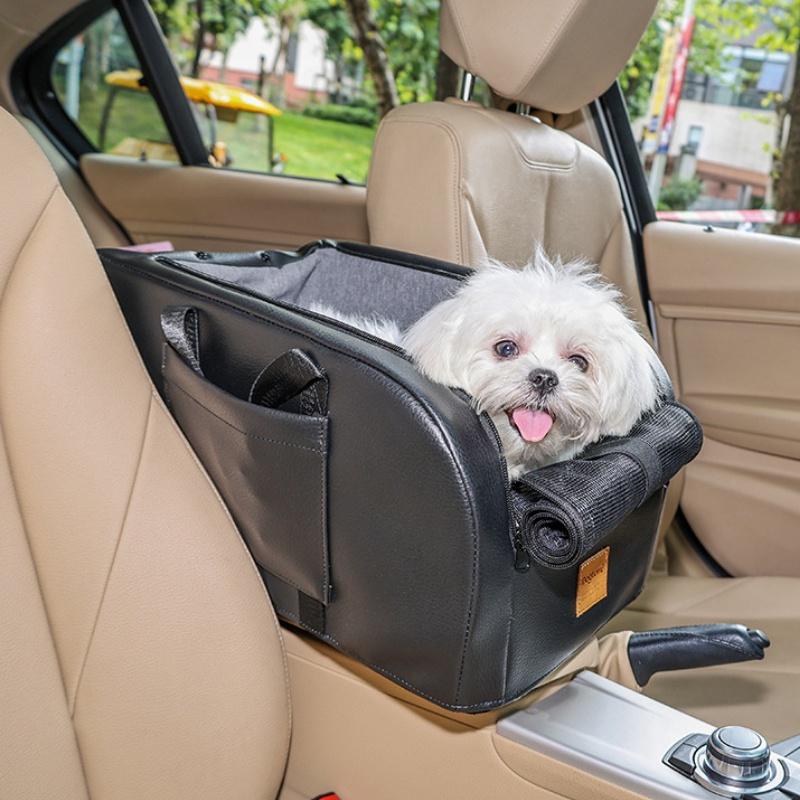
[100,241,681,712]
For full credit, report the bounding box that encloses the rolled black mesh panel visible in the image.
[512,401,703,569]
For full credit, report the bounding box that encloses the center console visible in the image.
[497,671,800,799]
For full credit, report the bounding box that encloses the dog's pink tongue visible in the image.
[512,408,554,443]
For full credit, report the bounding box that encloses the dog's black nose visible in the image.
[530,368,559,393]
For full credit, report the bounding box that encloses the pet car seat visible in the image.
[101,240,703,711]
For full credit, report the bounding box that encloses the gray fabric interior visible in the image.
[178,248,459,331]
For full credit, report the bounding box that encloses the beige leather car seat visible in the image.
[0,107,290,798]
[366,0,800,738]
[16,116,129,249]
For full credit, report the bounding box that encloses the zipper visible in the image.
[514,535,531,571]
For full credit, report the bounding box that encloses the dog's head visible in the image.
[403,250,668,475]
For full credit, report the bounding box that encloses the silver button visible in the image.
[705,726,771,784]
[690,725,789,796]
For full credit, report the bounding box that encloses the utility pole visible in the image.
[648,0,696,205]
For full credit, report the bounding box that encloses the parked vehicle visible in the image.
[100,67,282,169]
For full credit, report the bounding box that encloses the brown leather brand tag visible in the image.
[576,546,610,617]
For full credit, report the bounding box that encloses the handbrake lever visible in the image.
[628,623,770,687]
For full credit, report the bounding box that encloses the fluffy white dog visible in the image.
[312,250,666,478]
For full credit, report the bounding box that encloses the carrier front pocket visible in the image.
[160,307,330,606]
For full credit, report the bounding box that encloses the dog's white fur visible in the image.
[311,249,666,477]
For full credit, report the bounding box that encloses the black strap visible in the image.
[298,592,326,632]
[249,349,329,416]
[583,436,663,498]
[160,306,329,416]
[161,305,203,376]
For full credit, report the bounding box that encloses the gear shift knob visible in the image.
[681,725,789,797]
[703,726,772,786]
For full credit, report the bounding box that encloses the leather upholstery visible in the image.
[81,153,369,251]
[645,221,800,575]
[608,576,800,740]
[0,107,290,798]
[440,0,657,113]
[17,117,129,248]
[367,99,648,328]
[278,628,652,800]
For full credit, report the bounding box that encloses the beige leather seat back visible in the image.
[17,116,129,248]
[367,0,657,327]
[0,108,290,799]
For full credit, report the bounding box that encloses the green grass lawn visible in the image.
[218,110,375,182]
[57,79,375,184]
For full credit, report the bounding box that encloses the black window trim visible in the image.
[591,82,658,336]
[116,0,209,165]
[12,0,209,168]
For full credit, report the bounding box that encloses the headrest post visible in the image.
[517,103,532,117]
[458,70,475,102]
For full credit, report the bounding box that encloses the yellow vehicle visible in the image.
[99,68,281,168]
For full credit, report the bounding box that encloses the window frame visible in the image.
[591,83,657,328]
[13,0,375,186]
[12,0,209,168]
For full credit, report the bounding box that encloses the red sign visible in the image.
[658,15,696,154]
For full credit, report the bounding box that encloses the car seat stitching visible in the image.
[70,394,153,717]
[381,116,465,263]
[0,183,93,794]
[150,390,294,754]
[513,0,582,98]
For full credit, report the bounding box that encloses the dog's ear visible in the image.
[402,295,466,386]
[597,323,667,436]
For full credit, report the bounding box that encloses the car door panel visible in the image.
[81,153,369,252]
[645,220,800,576]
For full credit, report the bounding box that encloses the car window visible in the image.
[52,8,179,163]
[621,0,799,237]
[147,0,449,183]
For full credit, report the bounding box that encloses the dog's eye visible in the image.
[567,354,589,372]
[494,339,519,359]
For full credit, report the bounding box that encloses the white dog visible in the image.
[312,249,666,478]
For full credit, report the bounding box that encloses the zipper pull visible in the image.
[514,535,531,572]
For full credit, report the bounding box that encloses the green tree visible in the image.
[150,0,268,77]
[376,0,440,104]
[657,176,703,210]
[261,0,307,104]
[304,0,360,101]
[757,0,800,234]
[622,0,762,120]
[150,0,195,73]
[624,0,800,234]
[621,2,680,120]
[305,0,448,114]
[342,0,398,118]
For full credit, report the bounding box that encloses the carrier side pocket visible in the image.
[160,307,330,606]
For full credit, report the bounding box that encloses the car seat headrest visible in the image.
[440,0,658,113]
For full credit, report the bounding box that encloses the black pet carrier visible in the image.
[100,240,702,712]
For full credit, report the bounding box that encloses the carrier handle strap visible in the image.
[249,349,329,416]
[160,305,329,416]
